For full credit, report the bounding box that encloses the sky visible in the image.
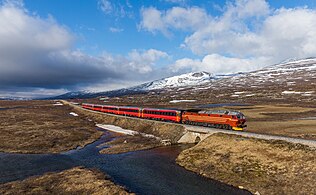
[1,0,316,98]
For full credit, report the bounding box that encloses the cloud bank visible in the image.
[140,0,316,73]
[0,2,168,98]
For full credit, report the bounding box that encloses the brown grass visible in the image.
[0,100,102,153]
[223,105,315,119]
[0,167,133,195]
[177,133,316,195]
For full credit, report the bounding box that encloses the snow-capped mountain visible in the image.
[129,71,216,91]
[159,57,316,105]
[52,57,316,101]
[213,57,316,89]
[53,71,220,99]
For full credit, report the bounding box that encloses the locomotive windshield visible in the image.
[237,113,246,119]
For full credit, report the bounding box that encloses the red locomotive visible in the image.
[81,103,246,131]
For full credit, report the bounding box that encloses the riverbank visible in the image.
[176,133,316,194]
[96,125,163,154]
[0,100,102,153]
[0,167,133,194]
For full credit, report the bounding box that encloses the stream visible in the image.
[0,130,250,195]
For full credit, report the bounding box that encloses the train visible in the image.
[81,103,247,131]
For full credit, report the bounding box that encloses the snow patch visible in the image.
[69,112,78,116]
[282,91,314,95]
[96,124,161,140]
[53,102,63,106]
[97,124,137,135]
[169,99,197,103]
[234,91,245,94]
[282,91,302,94]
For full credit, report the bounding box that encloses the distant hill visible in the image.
[52,71,227,99]
[51,57,316,103]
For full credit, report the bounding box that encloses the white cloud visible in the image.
[98,0,133,18]
[141,0,316,74]
[98,0,112,14]
[139,6,209,36]
[128,49,169,73]
[109,27,124,32]
[139,7,169,36]
[170,54,268,74]
[164,0,187,4]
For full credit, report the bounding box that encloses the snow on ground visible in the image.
[96,124,160,139]
[282,91,314,95]
[234,91,245,94]
[282,91,302,94]
[97,124,137,135]
[169,100,197,103]
[69,112,78,116]
[53,102,63,106]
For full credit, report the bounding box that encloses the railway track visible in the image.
[184,125,316,148]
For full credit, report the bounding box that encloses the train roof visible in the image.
[142,107,182,112]
[198,110,244,115]
[118,106,141,109]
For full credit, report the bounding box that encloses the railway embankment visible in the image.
[177,133,316,195]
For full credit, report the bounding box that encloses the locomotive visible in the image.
[81,103,247,131]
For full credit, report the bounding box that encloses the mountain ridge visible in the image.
[44,57,316,100]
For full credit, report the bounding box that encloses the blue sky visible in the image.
[1,0,316,98]
[23,0,316,57]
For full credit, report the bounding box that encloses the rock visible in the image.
[238,186,244,189]
[124,140,127,144]
[161,139,171,146]
[254,191,261,195]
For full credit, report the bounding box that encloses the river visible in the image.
[0,130,250,195]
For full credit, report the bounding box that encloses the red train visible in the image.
[81,103,247,131]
